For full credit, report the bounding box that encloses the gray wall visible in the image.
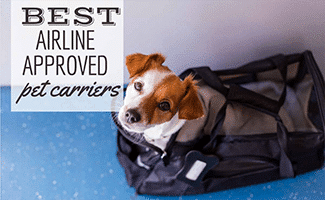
[1,0,325,85]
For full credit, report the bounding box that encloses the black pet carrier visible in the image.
[113,50,325,196]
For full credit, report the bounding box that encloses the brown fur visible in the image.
[125,53,204,123]
[126,53,169,78]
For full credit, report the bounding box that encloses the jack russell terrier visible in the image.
[118,53,205,151]
[117,53,301,168]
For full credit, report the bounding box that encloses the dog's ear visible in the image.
[126,53,165,78]
[179,75,204,120]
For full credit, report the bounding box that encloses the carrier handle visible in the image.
[227,84,281,114]
[215,54,299,77]
[180,67,281,112]
[225,54,289,111]
[179,67,229,96]
[180,55,289,115]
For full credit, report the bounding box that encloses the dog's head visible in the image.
[118,53,204,135]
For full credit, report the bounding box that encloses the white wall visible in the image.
[1,0,325,85]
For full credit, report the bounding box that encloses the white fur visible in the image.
[124,69,173,113]
[143,112,186,150]
[118,69,173,133]
[119,69,187,150]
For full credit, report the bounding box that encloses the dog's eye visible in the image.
[134,82,143,91]
[158,101,170,111]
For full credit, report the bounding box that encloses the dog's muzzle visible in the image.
[125,109,141,124]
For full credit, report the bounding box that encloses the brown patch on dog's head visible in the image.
[141,74,204,125]
[142,75,185,125]
[178,75,204,120]
[126,53,169,78]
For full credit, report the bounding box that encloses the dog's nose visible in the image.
[125,109,141,123]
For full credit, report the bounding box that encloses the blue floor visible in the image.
[1,86,324,200]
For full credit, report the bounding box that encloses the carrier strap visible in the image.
[226,54,289,111]
[227,84,281,114]
[179,67,229,96]
[303,51,325,133]
[276,117,295,177]
[202,103,227,153]
[180,54,289,115]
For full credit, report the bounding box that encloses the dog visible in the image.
[118,53,205,150]
[117,53,305,171]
